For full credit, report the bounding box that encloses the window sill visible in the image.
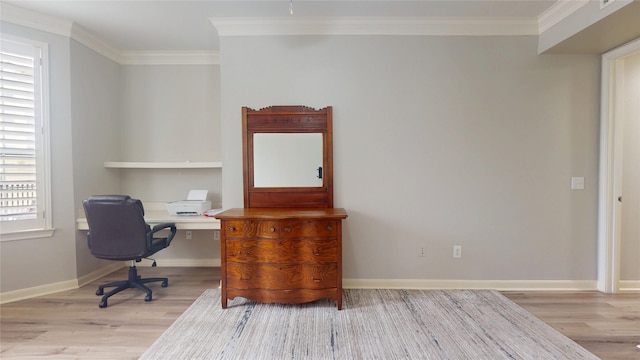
[0,228,56,242]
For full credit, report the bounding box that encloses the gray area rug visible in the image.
[140,289,598,360]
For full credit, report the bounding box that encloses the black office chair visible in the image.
[83,195,176,308]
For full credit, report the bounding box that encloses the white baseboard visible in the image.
[620,280,640,291]
[0,262,125,305]
[343,279,598,291]
[0,259,220,305]
[1,269,628,305]
[77,262,126,288]
[0,279,79,305]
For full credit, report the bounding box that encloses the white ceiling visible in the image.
[2,0,557,51]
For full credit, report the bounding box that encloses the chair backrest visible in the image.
[83,195,151,260]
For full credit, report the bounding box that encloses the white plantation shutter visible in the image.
[0,37,50,235]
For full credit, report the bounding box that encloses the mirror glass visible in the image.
[253,133,323,188]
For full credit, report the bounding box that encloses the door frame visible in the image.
[597,38,640,293]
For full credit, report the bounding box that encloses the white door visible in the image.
[619,50,640,290]
[598,39,640,293]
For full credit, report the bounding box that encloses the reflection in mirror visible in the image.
[253,133,323,188]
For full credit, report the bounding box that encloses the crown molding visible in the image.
[0,2,123,62]
[70,23,123,64]
[210,16,539,37]
[1,2,218,65]
[120,51,220,65]
[0,1,72,38]
[538,0,589,34]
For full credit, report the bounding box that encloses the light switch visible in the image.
[571,177,585,190]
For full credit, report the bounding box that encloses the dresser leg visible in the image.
[221,280,227,309]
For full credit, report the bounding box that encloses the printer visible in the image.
[165,190,212,216]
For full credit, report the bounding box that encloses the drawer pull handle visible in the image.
[239,251,250,255]
[314,252,321,256]
[284,227,291,232]
[240,276,251,281]
[270,227,276,232]
[313,278,322,283]
[326,225,332,231]
[228,226,235,231]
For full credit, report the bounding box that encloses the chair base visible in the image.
[95,264,168,308]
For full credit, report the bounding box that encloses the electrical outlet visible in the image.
[418,246,426,257]
[453,245,462,258]
[213,231,220,241]
[186,231,192,240]
[571,177,585,190]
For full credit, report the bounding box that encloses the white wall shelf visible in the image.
[104,161,222,169]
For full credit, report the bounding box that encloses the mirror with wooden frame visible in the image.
[242,105,333,208]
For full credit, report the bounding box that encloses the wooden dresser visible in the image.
[217,105,347,309]
[217,208,348,309]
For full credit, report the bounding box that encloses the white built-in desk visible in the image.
[76,202,220,231]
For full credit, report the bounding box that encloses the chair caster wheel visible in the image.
[145,294,152,302]
[96,289,104,296]
[161,280,168,287]
[99,300,107,308]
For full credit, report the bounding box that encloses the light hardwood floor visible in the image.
[1,267,638,359]
[503,290,640,360]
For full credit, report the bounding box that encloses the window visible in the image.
[0,36,52,240]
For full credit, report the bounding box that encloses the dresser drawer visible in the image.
[226,239,337,263]
[226,264,337,290]
[281,219,337,238]
[223,220,280,239]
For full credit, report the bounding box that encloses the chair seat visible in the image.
[83,195,176,308]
